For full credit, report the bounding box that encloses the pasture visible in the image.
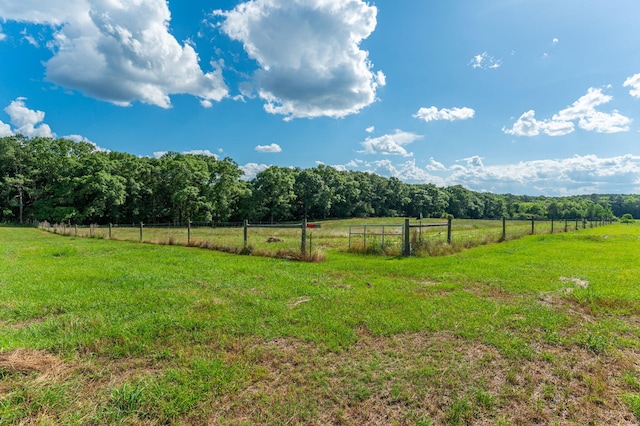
[1,222,640,424]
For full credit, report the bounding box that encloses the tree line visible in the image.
[1,136,635,225]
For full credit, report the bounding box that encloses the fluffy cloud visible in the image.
[414,106,475,122]
[240,162,269,180]
[0,25,6,41]
[426,157,447,171]
[552,88,631,133]
[344,154,640,195]
[358,130,422,157]
[504,88,631,136]
[447,154,640,195]
[183,149,217,157]
[3,97,55,137]
[624,73,640,98]
[0,120,12,137]
[0,0,228,108]
[469,52,501,70]
[63,134,110,152]
[217,0,384,120]
[255,143,282,153]
[503,110,574,137]
[153,149,217,158]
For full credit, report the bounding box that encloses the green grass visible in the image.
[1,222,640,424]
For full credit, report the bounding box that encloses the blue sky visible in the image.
[1,0,640,196]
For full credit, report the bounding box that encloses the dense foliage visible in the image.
[0,136,632,224]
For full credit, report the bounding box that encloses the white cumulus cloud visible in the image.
[0,120,12,137]
[358,130,422,157]
[624,73,640,98]
[0,0,228,108]
[216,0,384,120]
[184,149,217,157]
[255,143,282,153]
[447,154,640,195]
[3,97,55,138]
[503,110,574,137]
[240,162,269,180]
[414,106,475,122]
[504,87,631,137]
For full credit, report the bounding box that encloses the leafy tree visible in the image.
[620,213,635,224]
[252,166,297,223]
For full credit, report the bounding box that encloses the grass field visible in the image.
[1,222,640,424]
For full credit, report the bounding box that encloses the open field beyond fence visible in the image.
[41,217,610,258]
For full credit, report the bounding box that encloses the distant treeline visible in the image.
[1,136,636,225]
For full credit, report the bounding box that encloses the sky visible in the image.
[1,0,640,196]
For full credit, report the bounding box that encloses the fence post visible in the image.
[109,223,112,239]
[531,217,535,234]
[403,218,411,256]
[583,218,587,229]
[447,217,452,244]
[551,218,554,234]
[75,224,78,236]
[575,219,578,230]
[188,220,191,245]
[502,217,506,241]
[243,220,249,249]
[564,219,568,233]
[301,219,307,256]
[139,222,143,242]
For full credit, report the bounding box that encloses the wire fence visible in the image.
[37,217,613,260]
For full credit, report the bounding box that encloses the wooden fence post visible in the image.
[301,219,307,256]
[109,223,112,239]
[188,220,191,245]
[551,218,554,234]
[564,219,568,233]
[139,222,143,242]
[447,217,453,244]
[243,220,249,249]
[502,217,506,241]
[531,217,535,234]
[403,218,411,256]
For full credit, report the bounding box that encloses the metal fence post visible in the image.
[243,220,248,249]
[403,218,411,256]
[301,219,307,256]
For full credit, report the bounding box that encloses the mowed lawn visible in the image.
[1,223,640,425]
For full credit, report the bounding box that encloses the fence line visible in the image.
[37,217,613,259]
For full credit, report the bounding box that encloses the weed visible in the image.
[108,381,148,418]
[581,333,608,354]
[447,397,471,425]
[623,393,640,419]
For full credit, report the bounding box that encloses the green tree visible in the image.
[252,166,297,223]
[620,213,635,224]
